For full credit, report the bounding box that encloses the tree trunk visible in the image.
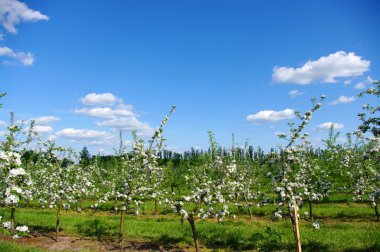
[309,200,313,221]
[292,200,302,252]
[244,197,253,221]
[188,218,200,252]
[154,199,158,215]
[114,193,118,212]
[119,209,125,248]
[247,206,253,221]
[55,203,61,242]
[10,207,15,236]
[374,202,379,222]
[79,195,82,210]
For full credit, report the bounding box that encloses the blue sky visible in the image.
[0,0,379,154]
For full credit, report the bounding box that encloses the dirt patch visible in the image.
[0,232,191,252]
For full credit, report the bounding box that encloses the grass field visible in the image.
[1,199,379,251]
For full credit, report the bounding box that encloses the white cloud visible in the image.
[75,94,153,136]
[75,107,134,118]
[32,115,60,124]
[354,82,366,90]
[0,120,7,127]
[56,128,117,146]
[96,117,154,136]
[80,139,118,146]
[56,128,111,140]
[246,108,295,122]
[315,122,344,131]
[288,90,304,98]
[33,125,53,134]
[343,80,351,85]
[354,76,374,90]
[0,46,34,65]
[330,95,356,105]
[81,93,122,106]
[272,51,370,84]
[48,134,56,141]
[0,0,48,34]
[75,93,156,137]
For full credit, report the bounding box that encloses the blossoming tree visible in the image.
[0,110,34,237]
[273,96,326,252]
[354,81,380,221]
[101,105,175,247]
[32,141,81,241]
[167,131,236,252]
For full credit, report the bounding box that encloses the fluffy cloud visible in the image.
[315,122,344,131]
[96,117,154,136]
[273,51,370,84]
[56,128,117,146]
[76,92,154,136]
[33,125,53,134]
[77,139,117,146]
[0,46,34,65]
[330,95,356,105]
[288,90,304,98]
[343,80,351,85]
[246,108,295,122]
[56,128,111,140]
[81,93,122,106]
[0,1,47,67]
[0,0,48,34]
[75,107,134,118]
[354,76,374,90]
[0,120,7,127]
[32,115,60,124]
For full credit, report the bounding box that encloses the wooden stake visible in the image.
[293,199,302,252]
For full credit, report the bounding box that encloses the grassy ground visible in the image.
[0,200,379,251]
[0,240,45,252]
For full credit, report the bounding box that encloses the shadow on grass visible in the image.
[302,241,330,252]
[343,243,380,252]
[28,225,56,234]
[199,225,285,251]
[27,225,60,241]
[158,234,185,245]
[76,219,116,241]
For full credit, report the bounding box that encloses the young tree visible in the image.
[167,131,235,252]
[101,105,175,247]
[0,111,34,236]
[33,141,80,241]
[354,81,380,221]
[273,96,326,252]
[295,134,330,220]
[227,142,263,221]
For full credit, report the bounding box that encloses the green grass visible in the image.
[1,199,379,251]
[0,240,45,252]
